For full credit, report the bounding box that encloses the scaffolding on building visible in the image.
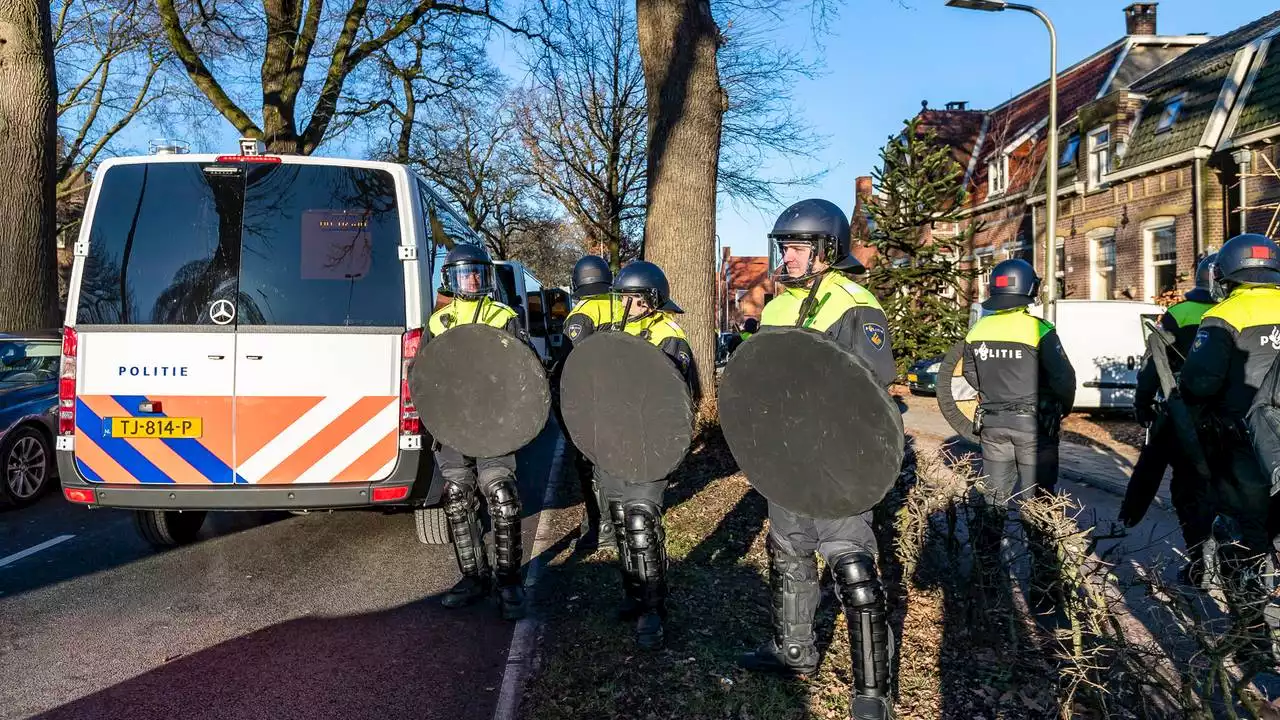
[1239,148,1280,239]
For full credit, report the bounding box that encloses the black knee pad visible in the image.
[830,552,883,608]
[625,502,665,552]
[484,478,522,523]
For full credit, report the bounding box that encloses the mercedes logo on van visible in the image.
[209,299,236,325]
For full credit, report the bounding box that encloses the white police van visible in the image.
[56,139,552,547]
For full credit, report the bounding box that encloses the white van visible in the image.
[969,299,1166,411]
[56,141,551,547]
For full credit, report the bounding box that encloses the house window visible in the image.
[1155,94,1185,133]
[1087,126,1111,188]
[976,251,995,301]
[1060,134,1080,167]
[988,153,1009,196]
[1145,221,1177,300]
[1007,238,1033,263]
[1091,231,1116,299]
[1055,237,1067,299]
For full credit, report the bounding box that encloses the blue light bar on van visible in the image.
[215,155,282,164]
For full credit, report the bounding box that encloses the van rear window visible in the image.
[238,164,405,326]
[76,161,405,327]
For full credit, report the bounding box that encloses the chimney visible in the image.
[946,101,969,111]
[1124,3,1157,36]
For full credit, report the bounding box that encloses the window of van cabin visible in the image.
[237,164,405,326]
[76,162,244,325]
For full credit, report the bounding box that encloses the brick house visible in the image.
[716,247,770,332]
[942,3,1213,306]
[1217,25,1280,241]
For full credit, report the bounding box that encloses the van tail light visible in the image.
[59,327,78,436]
[372,485,410,503]
[64,487,96,504]
[400,328,423,434]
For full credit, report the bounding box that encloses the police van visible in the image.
[56,139,553,547]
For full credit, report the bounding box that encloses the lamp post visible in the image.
[946,0,1058,322]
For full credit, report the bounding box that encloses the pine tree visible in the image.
[862,116,980,377]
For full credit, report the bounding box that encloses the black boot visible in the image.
[442,480,491,609]
[620,501,669,651]
[831,552,894,720]
[577,463,613,552]
[739,535,820,675]
[485,477,526,621]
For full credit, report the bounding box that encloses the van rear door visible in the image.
[71,161,242,484]
[230,163,405,485]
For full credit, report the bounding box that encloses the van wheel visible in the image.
[135,510,207,548]
[415,507,450,545]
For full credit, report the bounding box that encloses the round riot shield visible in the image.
[936,340,980,445]
[409,323,550,458]
[719,328,904,519]
[560,332,693,483]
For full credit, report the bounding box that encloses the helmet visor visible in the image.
[773,238,823,284]
[446,263,493,297]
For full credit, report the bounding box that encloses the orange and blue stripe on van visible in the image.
[74,395,399,485]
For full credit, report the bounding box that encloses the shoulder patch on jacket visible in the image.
[863,322,886,351]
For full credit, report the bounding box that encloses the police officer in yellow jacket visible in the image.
[564,260,698,651]
[963,259,1076,503]
[737,199,895,720]
[559,255,622,551]
[1132,253,1218,583]
[1179,233,1280,658]
[427,244,528,620]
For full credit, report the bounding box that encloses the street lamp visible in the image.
[946,0,1058,322]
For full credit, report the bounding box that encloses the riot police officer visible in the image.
[560,255,621,551]
[961,259,1075,613]
[736,199,896,720]
[1179,233,1280,659]
[963,259,1076,501]
[426,244,528,620]
[1131,253,1218,583]
[564,260,698,651]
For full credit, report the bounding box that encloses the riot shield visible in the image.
[719,327,905,519]
[560,332,693,483]
[936,340,981,445]
[409,323,550,459]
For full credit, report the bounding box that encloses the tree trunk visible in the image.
[635,0,724,411]
[0,0,60,330]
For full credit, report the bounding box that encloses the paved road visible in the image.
[0,424,563,720]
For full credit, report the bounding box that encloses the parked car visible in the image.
[0,331,60,508]
[906,355,942,395]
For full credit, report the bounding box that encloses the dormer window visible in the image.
[1087,126,1111,189]
[1060,134,1080,167]
[988,153,1009,196]
[1155,93,1185,133]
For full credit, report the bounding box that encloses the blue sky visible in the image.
[133,1,1277,263]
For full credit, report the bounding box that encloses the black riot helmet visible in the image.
[613,261,683,315]
[572,255,613,298]
[1185,252,1218,303]
[984,258,1041,311]
[768,198,865,286]
[440,243,495,300]
[1210,233,1280,301]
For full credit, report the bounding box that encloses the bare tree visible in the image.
[155,0,534,155]
[52,0,179,239]
[516,0,647,271]
[0,0,60,330]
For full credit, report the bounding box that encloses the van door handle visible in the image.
[245,355,263,360]
[208,355,225,360]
